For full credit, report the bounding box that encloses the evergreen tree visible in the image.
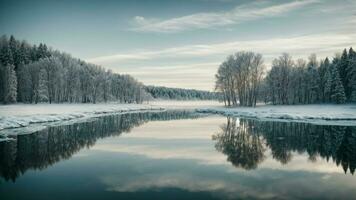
[18,41,30,64]
[347,48,356,102]
[38,68,49,102]
[0,44,14,65]
[3,64,17,103]
[324,66,332,102]
[9,35,20,68]
[338,49,349,98]
[306,54,319,103]
[319,57,330,101]
[17,63,31,102]
[330,65,346,104]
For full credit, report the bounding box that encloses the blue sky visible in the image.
[1,0,355,90]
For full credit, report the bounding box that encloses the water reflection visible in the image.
[213,117,356,174]
[0,110,199,182]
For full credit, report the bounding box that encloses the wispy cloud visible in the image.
[88,32,356,64]
[130,0,319,33]
[88,31,355,90]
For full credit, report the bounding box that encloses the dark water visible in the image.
[0,111,355,200]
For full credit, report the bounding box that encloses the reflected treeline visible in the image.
[0,110,199,182]
[213,117,356,175]
[212,118,265,170]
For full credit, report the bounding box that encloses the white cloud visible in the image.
[88,32,356,64]
[130,0,319,33]
[87,28,355,90]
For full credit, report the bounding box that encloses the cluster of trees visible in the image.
[213,117,356,174]
[145,85,221,100]
[215,48,356,106]
[0,35,149,104]
[215,52,264,106]
[264,49,356,104]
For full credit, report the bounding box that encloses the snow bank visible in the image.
[196,104,356,126]
[0,103,163,131]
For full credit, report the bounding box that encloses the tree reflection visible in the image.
[213,117,356,175]
[0,110,198,182]
[213,117,265,170]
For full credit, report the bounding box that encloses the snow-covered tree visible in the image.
[3,64,17,103]
[38,68,49,102]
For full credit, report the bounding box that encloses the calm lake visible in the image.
[0,110,355,200]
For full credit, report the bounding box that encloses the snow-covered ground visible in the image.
[197,104,356,126]
[1,101,356,137]
[0,100,221,135]
[0,103,163,131]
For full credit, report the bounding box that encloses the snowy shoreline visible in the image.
[0,103,164,131]
[1,102,356,135]
[196,104,356,126]
[0,101,220,133]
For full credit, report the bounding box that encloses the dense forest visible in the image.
[0,35,221,104]
[216,48,356,106]
[145,85,221,100]
[0,35,149,104]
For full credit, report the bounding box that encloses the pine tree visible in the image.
[319,57,330,102]
[307,55,319,103]
[347,48,356,102]
[38,68,49,102]
[324,66,332,102]
[330,65,346,104]
[18,41,30,64]
[338,49,349,98]
[9,35,19,68]
[3,64,17,103]
[17,63,31,102]
[0,44,14,65]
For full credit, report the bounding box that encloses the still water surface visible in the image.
[0,110,355,200]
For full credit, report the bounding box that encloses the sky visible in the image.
[0,0,355,91]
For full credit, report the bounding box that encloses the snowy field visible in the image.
[0,103,163,131]
[197,104,356,126]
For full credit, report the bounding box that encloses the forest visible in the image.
[145,85,220,100]
[0,35,149,104]
[0,35,220,104]
[216,48,356,106]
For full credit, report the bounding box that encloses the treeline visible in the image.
[215,48,356,106]
[145,85,221,100]
[0,35,149,104]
